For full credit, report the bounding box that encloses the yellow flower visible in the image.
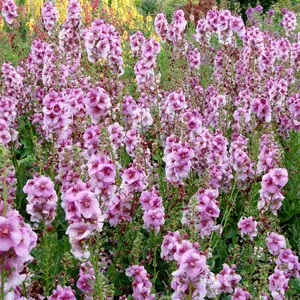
[111,0,118,11]
[32,0,43,18]
[26,18,35,32]
[103,0,109,8]
[151,33,161,42]
[56,0,68,24]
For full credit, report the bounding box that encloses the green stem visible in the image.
[89,236,103,300]
[211,179,237,252]
[22,280,28,298]
[44,230,50,296]
[188,282,193,299]
[1,154,8,299]
[2,156,8,216]
[152,232,157,285]
[1,257,5,300]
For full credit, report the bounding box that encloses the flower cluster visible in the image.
[42,91,70,140]
[24,175,58,226]
[216,264,241,294]
[164,135,194,184]
[167,10,187,42]
[83,19,124,75]
[154,13,168,40]
[229,133,254,183]
[161,232,222,299]
[134,38,160,91]
[266,231,300,299]
[171,244,211,299]
[238,216,258,241]
[107,122,125,152]
[259,168,288,215]
[0,210,37,297]
[58,0,82,69]
[87,154,116,200]
[1,0,17,25]
[140,187,165,233]
[0,4,300,299]
[1,62,23,100]
[257,134,280,174]
[130,31,146,56]
[165,90,187,115]
[0,96,18,146]
[194,9,245,45]
[121,166,148,193]
[84,87,112,123]
[0,164,16,206]
[41,1,59,34]
[155,10,188,44]
[182,188,220,238]
[207,130,232,190]
[188,47,201,70]
[281,10,297,35]
[126,265,155,300]
[49,285,76,300]
[77,261,95,297]
[62,180,104,258]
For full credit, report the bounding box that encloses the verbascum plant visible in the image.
[19,0,153,37]
[0,16,3,31]
[104,0,153,32]
[79,0,92,23]
[56,0,68,23]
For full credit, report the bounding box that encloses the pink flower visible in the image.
[216,264,241,294]
[49,285,76,300]
[174,249,208,280]
[42,1,59,34]
[232,287,251,300]
[154,13,168,39]
[0,216,22,251]
[66,222,91,259]
[261,173,278,194]
[266,232,286,255]
[268,267,289,299]
[166,90,187,114]
[188,47,201,69]
[275,248,300,278]
[24,175,58,225]
[269,168,288,187]
[77,272,94,294]
[130,32,146,54]
[182,188,220,238]
[66,222,91,241]
[126,265,155,300]
[2,0,18,25]
[173,240,194,263]
[32,176,56,198]
[142,208,165,233]
[76,191,99,219]
[85,87,111,122]
[161,231,181,261]
[140,188,165,233]
[121,166,147,192]
[238,216,258,240]
[96,164,116,184]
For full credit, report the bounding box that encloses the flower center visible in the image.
[0,226,10,238]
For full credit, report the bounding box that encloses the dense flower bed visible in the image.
[0,0,300,299]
